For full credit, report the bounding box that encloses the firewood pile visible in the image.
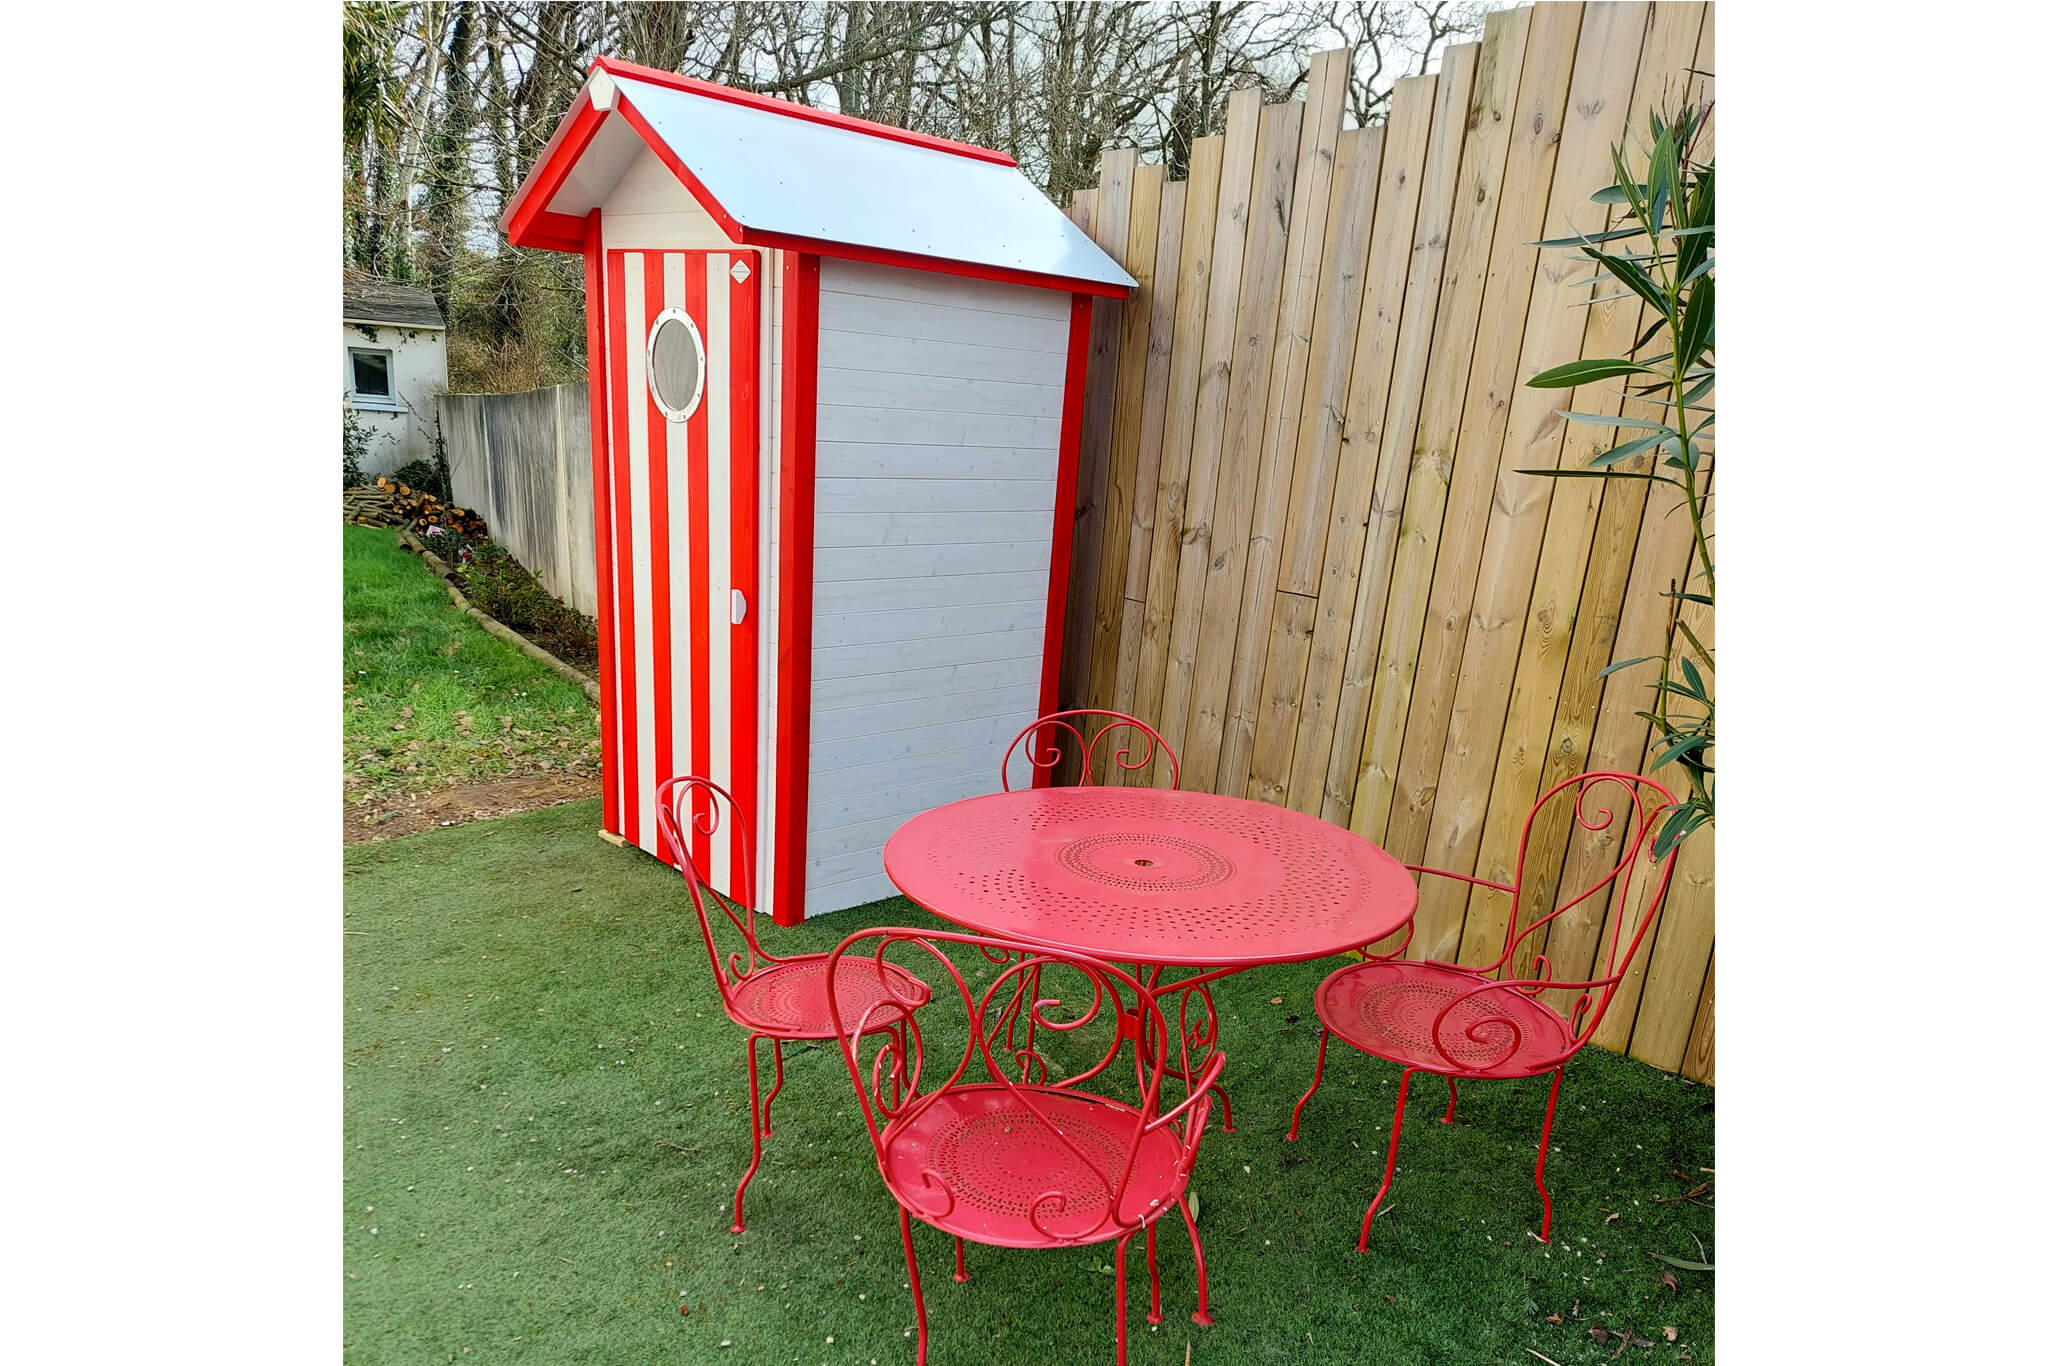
[345,478,488,537]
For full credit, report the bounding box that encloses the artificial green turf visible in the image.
[343,526,598,801]
[344,800,1714,1363]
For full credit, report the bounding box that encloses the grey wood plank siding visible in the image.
[803,259,1070,913]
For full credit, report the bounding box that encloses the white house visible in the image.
[343,275,449,475]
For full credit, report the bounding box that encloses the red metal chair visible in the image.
[1285,771,1678,1251]
[1000,709,1179,790]
[826,927,1225,1365]
[653,775,932,1234]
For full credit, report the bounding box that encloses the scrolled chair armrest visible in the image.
[1427,973,1615,1072]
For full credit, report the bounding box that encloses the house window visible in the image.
[349,348,393,401]
[648,309,705,422]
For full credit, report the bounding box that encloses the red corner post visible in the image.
[1035,293,1094,788]
[771,253,821,925]
[581,211,621,838]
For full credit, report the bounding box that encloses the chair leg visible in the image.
[899,1208,929,1366]
[1114,1231,1132,1366]
[1213,1080,1235,1132]
[886,1024,905,1109]
[1144,1221,1163,1325]
[1287,1026,1332,1141]
[761,1038,786,1137]
[731,1034,767,1234]
[1533,1067,1564,1243]
[1360,1066,1418,1253]
[1176,1193,1213,1326]
[1441,1077,1459,1125]
[952,1235,969,1283]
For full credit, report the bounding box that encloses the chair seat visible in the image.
[880,1085,1188,1248]
[728,955,930,1040]
[1316,959,1573,1078]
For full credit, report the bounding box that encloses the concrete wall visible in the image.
[345,322,447,475]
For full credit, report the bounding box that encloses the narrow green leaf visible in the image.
[1526,357,1657,389]
[1675,274,1715,374]
[1587,432,1673,468]
[1523,469,1685,487]
[1598,655,1659,678]
[1534,225,1649,248]
[1589,249,1670,314]
[1649,735,1711,770]
[1648,1252,1715,1273]
[1679,657,1707,698]
[1673,165,1714,282]
[1555,411,1675,431]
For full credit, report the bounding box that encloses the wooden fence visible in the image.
[439,383,599,618]
[1053,2,1715,1080]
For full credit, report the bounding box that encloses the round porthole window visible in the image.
[647,308,706,422]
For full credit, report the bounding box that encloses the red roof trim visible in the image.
[520,211,589,252]
[501,85,603,245]
[591,57,1017,168]
[741,228,1130,299]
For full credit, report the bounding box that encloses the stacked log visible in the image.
[344,479,488,537]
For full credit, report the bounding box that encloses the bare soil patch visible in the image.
[344,772,600,845]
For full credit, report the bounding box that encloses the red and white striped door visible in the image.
[602,248,760,897]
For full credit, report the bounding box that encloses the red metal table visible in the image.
[885,786,1418,1126]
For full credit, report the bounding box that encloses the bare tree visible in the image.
[342,2,1495,388]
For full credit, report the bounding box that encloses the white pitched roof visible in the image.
[521,67,1135,295]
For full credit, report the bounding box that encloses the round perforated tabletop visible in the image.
[884,788,1417,968]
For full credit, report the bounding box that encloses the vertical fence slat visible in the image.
[1108,177,1188,745]
[1083,159,1164,776]
[1132,135,1226,783]
[1216,48,1352,797]
[1180,97,1305,794]
[1156,88,1264,779]
[1246,120,1385,806]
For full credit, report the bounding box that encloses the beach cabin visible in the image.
[501,58,1135,923]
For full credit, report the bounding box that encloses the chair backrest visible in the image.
[825,927,1223,1245]
[653,774,779,1015]
[1409,771,1680,1053]
[1000,709,1180,790]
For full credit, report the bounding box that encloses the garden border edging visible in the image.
[397,528,602,707]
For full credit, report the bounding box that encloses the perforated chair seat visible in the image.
[728,955,930,1039]
[1316,960,1574,1080]
[880,1085,1190,1248]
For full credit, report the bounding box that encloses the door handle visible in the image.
[730,588,748,625]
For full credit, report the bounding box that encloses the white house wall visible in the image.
[803,258,1068,914]
[345,323,448,476]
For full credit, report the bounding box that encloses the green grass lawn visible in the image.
[343,527,598,803]
[345,801,1714,1364]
